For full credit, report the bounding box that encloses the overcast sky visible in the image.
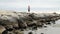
[0,0,60,12]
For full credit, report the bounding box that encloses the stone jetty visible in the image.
[0,11,60,34]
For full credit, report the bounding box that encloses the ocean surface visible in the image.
[23,20,60,34]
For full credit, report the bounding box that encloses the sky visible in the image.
[0,0,60,12]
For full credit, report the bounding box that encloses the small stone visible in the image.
[32,26,37,30]
[47,23,51,24]
[28,32,33,34]
[41,33,44,34]
[44,26,47,28]
[21,29,24,31]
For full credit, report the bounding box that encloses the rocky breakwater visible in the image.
[0,11,60,34]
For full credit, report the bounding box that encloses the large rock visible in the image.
[0,25,6,34]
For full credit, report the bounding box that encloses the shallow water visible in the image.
[24,20,60,34]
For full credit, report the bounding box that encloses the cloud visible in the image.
[30,0,60,8]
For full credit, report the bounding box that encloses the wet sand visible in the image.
[24,20,60,34]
